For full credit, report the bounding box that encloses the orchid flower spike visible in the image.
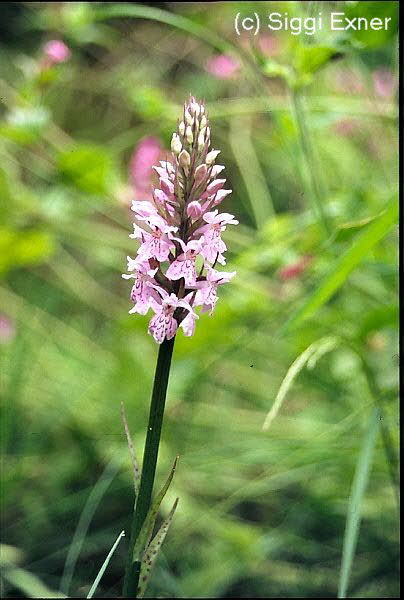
[123,96,238,343]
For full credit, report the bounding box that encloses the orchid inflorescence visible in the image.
[123,96,238,343]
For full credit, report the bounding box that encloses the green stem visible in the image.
[123,336,176,597]
[290,87,332,237]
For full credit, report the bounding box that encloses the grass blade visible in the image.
[338,406,380,598]
[262,337,338,430]
[283,198,398,332]
[94,3,228,53]
[2,566,66,598]
[60,457,120,595]
[229,115,274,226]
[86,530,126,599]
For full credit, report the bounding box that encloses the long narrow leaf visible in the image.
[121,401,141,494]
[338,407,380,598]
[86,530,125,599]
[137,498,179,598]
[133,456,179,562]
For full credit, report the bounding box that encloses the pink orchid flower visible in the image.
[122,259,160,315]
[196,211,238,264]
[123,97,238,342]
[131,220,177,262]
[166,240,202,286]
[148,292,197,343]
[194,268,236,314]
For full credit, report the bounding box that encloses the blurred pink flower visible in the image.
[334,70,365,95]
[258,34,279,57]
[372,68,396,98]
[206,54,240,79]
[130,136,163,196]
[0,314,15,344]
[333,118,358,137]
[43,40,71,64]
[279,256,312,281]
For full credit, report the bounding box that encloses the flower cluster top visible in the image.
[123,96,238,343]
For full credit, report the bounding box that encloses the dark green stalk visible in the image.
[123,336,176,597]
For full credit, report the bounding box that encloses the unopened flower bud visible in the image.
[211,164,225,177]
[185,109,193,126]
[186,200,203,219]
[198,132,205,150]
[178,121,185,136]
[212,189,232,205]
[192,102,200,117]
[160,177,174,197]
[206,149,220,165]
[200,115,207,129]
[207,178,226,195]
[171,133,182,155]
[194,164,208,184]
[179,149,191,169]
[185,126,193,144]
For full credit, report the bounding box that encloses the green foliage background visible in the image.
[0,2,399,598]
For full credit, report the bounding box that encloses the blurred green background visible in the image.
[0,1,399,598]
